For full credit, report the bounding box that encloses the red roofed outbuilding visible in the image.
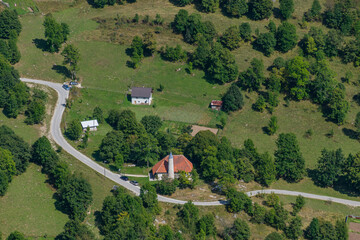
[150,153,193,180]
[210,100,223,110]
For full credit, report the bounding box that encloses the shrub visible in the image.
[161,45,187,62]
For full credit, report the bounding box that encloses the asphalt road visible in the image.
[20,78,360,207]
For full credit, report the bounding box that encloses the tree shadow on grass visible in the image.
[353,93,360,106]
[125,48,132,57]
[262,126,270,135]
[342,128,359,140]
[52,65,71,79]
[92,150,102,162]
[94,210,104,233]
[272,8,282,19]
[307,168,360,198]
[32,38,48,52]
[53,192,69,216]
[333,178,360,197]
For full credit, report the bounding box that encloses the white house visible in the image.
[81,120,99,131]
[131,87,152,105]
[150,153,193,180]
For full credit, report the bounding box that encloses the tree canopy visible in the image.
[248,0,273,20]
[275,133,305,182]
[43,14,69,52]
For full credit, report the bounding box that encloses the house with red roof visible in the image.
[150,153,193,180]
[210,100,223,111]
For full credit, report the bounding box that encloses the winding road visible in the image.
[20,78,360,207]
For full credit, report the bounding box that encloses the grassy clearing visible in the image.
[57,150,115,237]
[0,164,68,238]
[0,109,40,143]
[14,0,360,203]
[158,194,360,240]
[5,0,38,15]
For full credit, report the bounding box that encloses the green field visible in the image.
[13,0,360,201]
[0,164,68,238]
[5,0,38,15]
[0,110,40,144]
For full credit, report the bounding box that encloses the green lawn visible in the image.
[13,0,360,205]
[5,0,38,15]
[0,164,68,238]
[0,109,40,144]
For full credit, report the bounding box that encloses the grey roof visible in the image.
[131,87,152,98]
[81,120,99,129]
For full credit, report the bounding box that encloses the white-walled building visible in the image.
[81,120,99,131]
[131,87,152,105]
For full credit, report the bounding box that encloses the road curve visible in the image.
[20,78,360,207]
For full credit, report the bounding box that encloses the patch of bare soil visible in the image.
[350,222,360,232]
[170,183,226,201]
[191,125,218,137]
[349,232,360,240]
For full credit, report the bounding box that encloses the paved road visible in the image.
[20,78,360,207]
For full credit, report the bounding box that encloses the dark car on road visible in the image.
[62,84,71,91]
[130,180,139,186]
[120,176,129,181]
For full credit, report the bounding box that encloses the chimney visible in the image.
[168,152,174,179]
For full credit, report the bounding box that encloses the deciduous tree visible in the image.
[142,31,157,56]
[0,10,21,39]
[279,0,294,20]
[285,216,302,240]
[220,26,241,50]
[239,23,251,41]
[99,130,129,163]
[224,218,250,240]
[199,0,219,13]
[66,120,83,140]
[25,100,45,125]
[275,133,305,182]
[32,136,59,175]
[248,0,273,20]
[141,115,162,135]
[276,22,297,53]
[172,9,189,34]
[43,14,69,52]
[314,148,344,187]
[58,174,93,221]
[0,147,16,181]
[255,152,276,186]
[222,84,244,112]
[61,44,80,81]
[140,182,160,214]
[0,170,8,196]
[292,195,305,215]
[0,125,31,174]
[93,106,104,123]
[253,32,276,56]
[206,42,238,84]
[284,56,310,100]
[222,0,248,18]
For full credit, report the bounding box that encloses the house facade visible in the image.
[131,87,152,105]
[210,100,223,111]
[150,153,193,180]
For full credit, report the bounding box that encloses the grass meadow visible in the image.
[0,164,68,238]
[9,0,360,220]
